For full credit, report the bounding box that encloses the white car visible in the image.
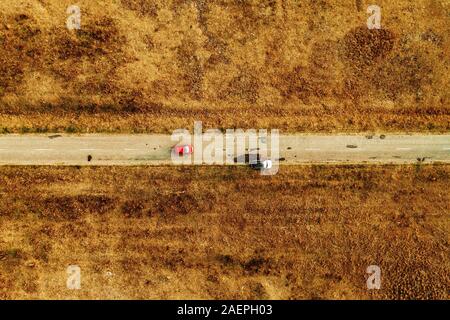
[250,159,272,170]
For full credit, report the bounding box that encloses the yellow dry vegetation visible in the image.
[0,165,448,299]
[0,0,449,133]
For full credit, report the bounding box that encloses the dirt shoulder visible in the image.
[0,165,448,299]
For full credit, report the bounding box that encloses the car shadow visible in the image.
[233,153,262,164]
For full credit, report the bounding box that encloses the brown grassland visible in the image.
[0,165,448,299]
[0,0,449,133]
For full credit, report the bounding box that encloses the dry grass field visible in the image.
[0,0,449,133]
[0,165,448,299]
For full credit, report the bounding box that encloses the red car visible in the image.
[173,144,193,156]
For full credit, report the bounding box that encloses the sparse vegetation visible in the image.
[0,0,448,133]
[0,0,448,301]
[0,165,448,299]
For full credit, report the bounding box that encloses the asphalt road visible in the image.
[0,134,448,166]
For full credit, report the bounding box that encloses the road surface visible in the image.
[0,134,448,166]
